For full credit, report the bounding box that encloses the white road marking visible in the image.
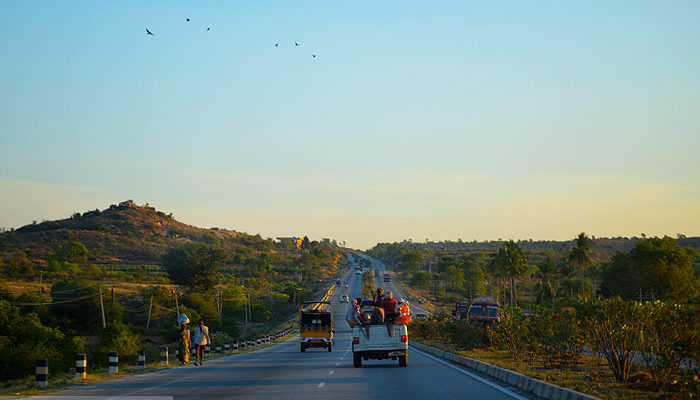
[318,382,325,388]
[340,357,344,360]
[412,347,529,400]
[329,370,334,375]
[335,362,340,366]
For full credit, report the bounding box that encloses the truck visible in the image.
[352,324,408,367]
[454,297,500,322]
[351,301,408,367]
[383,273,391,282]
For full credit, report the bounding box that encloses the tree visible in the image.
[601,237,699,302]
[162,243,227,291]
[398,250,422,272]
[491,241,529,310]
[569,232,594,298]
[534,256,561,308]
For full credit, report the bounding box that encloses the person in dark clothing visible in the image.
[372,287,385,306]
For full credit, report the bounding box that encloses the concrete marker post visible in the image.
[204,345,210,358]
[36,359,48,387]
[224,343,230,353]
[137,350,145,368]
[108,351,118,373]
[233,341,238,351]
[160,347,168,365]
[216,345,222,355]
[75,354,86,379]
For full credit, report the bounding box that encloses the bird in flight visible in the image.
[146,28,154,35]
[312,54,316,58]
[186,18,190,22]
[207,27,211,31]
[295,41,299,46]
[274,43,278,47]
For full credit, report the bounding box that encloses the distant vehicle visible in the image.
[455,297,500,322]
[336,280,342,287]
[340,295,349,303]
[354,267,362,275]
[383,273,391,282]
[414,312,427,320]
[417,298,424,304]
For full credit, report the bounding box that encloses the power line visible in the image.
[10,292,100,306]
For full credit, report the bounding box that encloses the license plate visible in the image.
[388,351,403,357]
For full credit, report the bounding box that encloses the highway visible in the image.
[30,256,538,400]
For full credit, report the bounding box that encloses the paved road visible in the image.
[28,260,538,400]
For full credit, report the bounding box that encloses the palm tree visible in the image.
[569,232,594,298]
[534,256,561,309]
[491,240,529,311]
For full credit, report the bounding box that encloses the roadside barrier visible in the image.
[233,341,238,351]
[75,354,86,379]
[204,345,210,358]
[36,359,48,387]
[137,350,145,368]
[108,351,118,373]
[216,345,222,355]
[160,347,168,365]
[256,338,261,345]
[224,343,230,353]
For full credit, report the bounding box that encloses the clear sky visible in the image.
[1,1,699,249]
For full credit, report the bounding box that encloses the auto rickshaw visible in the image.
[299,301,334,352]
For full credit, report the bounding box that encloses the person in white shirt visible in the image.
[193,319,211,366]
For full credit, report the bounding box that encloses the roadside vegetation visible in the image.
[0,201,347,385]
[371,234,700,399]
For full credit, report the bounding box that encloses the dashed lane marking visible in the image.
[329,371,334,375]
[335,363,340,366]
[318,382,326,388]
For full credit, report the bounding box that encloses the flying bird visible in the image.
[295,41,299,46]
[207,27,211,31]
[186,18,190,22]
[146,28,154,35]
[312,54,316,58]
[274,43,278,47]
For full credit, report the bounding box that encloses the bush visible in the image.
[87,322,141,369]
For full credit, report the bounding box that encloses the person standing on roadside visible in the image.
[193,319,211,366]
[176,314,191,365]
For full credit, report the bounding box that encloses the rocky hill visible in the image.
[0,200,254,264]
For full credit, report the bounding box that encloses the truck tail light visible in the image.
[400,335,407,343]
[353,337,359,344]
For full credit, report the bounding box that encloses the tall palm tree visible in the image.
[569,232,594,298]
[535,256,561,309]
[491,240,529,311]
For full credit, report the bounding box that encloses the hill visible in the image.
[0,200,266,264]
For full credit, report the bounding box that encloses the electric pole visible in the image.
[99,285,106,328]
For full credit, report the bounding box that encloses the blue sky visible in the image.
[1,1,699,249]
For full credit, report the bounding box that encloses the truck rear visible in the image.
[352,324,408,367]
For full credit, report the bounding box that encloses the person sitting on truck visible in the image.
[382,292,399,336]
[372,288,385,306]
[345,298,363,327]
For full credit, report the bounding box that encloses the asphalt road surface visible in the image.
[28,256,538,400]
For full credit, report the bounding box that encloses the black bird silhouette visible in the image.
[186,18,190,22]
[312,54,316,58]
[146,28,154,35]
[295,41,299,46]
[274,43,278,47]
[207,27,211,31]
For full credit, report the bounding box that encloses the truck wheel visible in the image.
[300,344,306,352]
[328,343,333,352]
[353,352,362,368]
[398,354,407,367]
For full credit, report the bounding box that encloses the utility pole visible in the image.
[111,288,114,324]
[174,290,180,316]
[146,294,153,329]
[99,285,106,328]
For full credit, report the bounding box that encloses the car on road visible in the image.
[414,312,428,320]
[340,295,349,303]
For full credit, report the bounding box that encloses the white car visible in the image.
[340,295,349,303]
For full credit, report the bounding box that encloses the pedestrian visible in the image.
[176,314,191,365]
[193,319,211,366]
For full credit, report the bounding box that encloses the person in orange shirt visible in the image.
[382,292,399,328]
